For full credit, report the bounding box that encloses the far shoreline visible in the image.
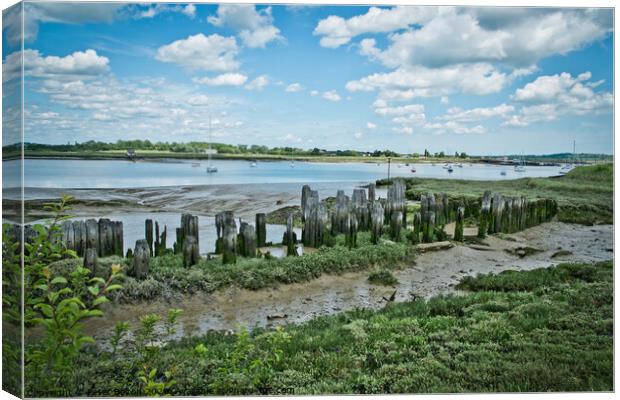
[4,151,571,166]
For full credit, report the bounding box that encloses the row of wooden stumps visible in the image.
[59,219,124,258]
[410,192,457,244]
[477,191,558,238]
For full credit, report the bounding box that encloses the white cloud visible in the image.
[285,83,303,92]
[208,4,282,48]
[330,7,611,69]
[440,96,449,105]
[194,73,248,86]
[354,132,363,139]
[506,71,612,126]
[244,75,269,90]
[346,63,509,99]
[322,90,341,102]
[155,34,240,72]
[441,104,514,122]
[424,121,486,135]
[313,6,438,48]
[310,90,319,96]
[374,103,425,117]
[3,49,109,83]
[366,122,377,129]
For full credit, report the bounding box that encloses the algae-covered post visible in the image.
[390,211,403,242]
[286,213,297,256]
[370,201,384,244]
[133,239,150,279]
[238,222,257,258]
[411,212,421,244]
[183,236,200,267]
[256,213,266,247]
[454,207,465,242]
[423,211,436,243]
[145,219,154,256]
[345,213,358,249]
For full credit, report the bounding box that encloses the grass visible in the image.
[368,269,399,286]
[379,164,613,225]
[46,232,415,303]
[40,260,612,396]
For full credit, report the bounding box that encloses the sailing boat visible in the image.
[559,140,576,174]
[514,152,526,172]
[289,149,295,168]
[206,116,218,174]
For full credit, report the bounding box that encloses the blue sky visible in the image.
[2,3,614,155]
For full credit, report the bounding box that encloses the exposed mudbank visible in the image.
[83,222,613,343]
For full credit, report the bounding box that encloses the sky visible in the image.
[1,2,614,155]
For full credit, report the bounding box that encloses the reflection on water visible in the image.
[7,158,565,189]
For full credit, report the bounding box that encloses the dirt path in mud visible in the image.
[85,222,613,343]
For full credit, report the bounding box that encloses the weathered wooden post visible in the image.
[238,222,257,258]
[423,211,436,243]
[390,211,403,242]
[301,184,312,243]
[222,212,237,264]
[183,236,200,267]
[492,193,503,234]
[345,213,358,249]
[441,193,450,224]
[331,190,350,235]
[75,220,87,256]
[256,213,266,247]
[370,202,384,244]
[352,188,369,230]
[411,212,421,244]
[145,219,154,256]
[478,191,491,238]
[99,218,115,257]
[154,222,160,255]
[454,207,465,242]
[61,221,75,254]
[133,239,150,279]
[113,221,123,257]
[368,183,376,202]
[83,247,98,273]
[285,214,297,256]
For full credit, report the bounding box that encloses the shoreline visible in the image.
[2,152,574,166]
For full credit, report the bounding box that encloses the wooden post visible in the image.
[183,236,200,267]
[345,213,358,249]
[368,183,376,202]
[390,211,403,242]
[222,212,237,264]
[332,190,350,235]
[154,221,160,255]
[301,184,311,243]
[256,213,266,247]
[113,221,123,257]
[441,193,450,224]
[454,207,464,242]
[492,193,503,234]
[411,212,421,244]
[133,239,150,279]
[370,202,384,244]
[352,188,369,230]
[286,214,297,256]
[478,191,491,238]
[423,211,436,243]
[85,219,98,257]
[145,219,154,256]
[238,222,257,258]
[83,248,98,273]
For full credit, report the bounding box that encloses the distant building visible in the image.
[202,149,218,155]
[126,149,136,158]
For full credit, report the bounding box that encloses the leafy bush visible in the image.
[368,269,399,286]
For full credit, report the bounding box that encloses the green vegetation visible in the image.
[25,260,612,396]
[368,269,399,286]
[379,164,613,225]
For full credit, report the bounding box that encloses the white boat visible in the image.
[447,165,454,173]
[443,163,451,169]
[456,163,463,168]
[500,170,507,176]
[410,167,416,173]
[250,160,257,168]
[514,152,526,172]
[206,116,218,174]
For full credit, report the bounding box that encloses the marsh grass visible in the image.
[59,260,612,396]
[379,164,613,225]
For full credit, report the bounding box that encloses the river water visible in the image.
[4,158,563,189]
